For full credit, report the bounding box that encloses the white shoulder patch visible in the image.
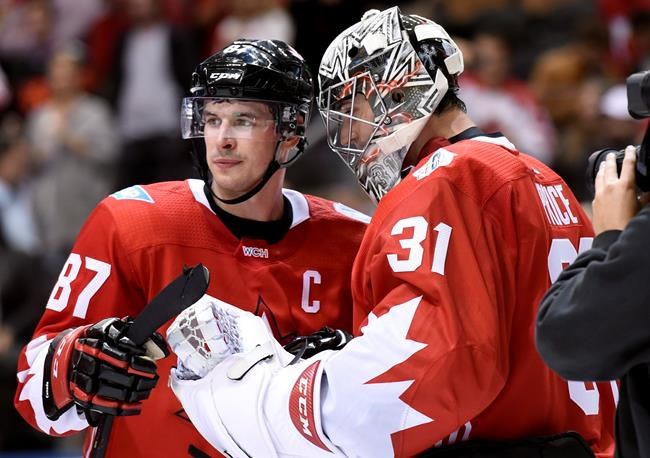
[111,185,154,203]
[412,148,456,181]
[333,202,371,224]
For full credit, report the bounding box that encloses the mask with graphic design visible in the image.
[317,7,463,203]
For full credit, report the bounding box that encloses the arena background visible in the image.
[0,0,648,455]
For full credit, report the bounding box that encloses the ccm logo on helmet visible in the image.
[209,71,242,81]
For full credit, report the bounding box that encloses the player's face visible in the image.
[335,94,376,151]
[203,100,279,200]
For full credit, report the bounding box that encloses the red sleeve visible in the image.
[14,201,146,436]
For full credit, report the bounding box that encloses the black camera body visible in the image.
[587,70,650,192]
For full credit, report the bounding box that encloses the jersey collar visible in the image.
[187,179,311,242]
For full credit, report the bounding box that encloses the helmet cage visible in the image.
[317,7,464,203]
[320,71,388,169]
[318,37,440,202]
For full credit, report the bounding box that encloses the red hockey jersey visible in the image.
[319,134,616,457]
[14,179,368,457]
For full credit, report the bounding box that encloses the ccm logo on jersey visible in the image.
[289,361,331,452]
[242,246,269,258]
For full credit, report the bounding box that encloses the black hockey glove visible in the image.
[42,317,169,425]
[284,326,353,363]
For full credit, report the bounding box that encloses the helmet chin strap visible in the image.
[211,159,281,205]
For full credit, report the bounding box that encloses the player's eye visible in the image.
[204,116,221,128]
[233,117,254,128]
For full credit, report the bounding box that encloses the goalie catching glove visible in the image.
[42,317,168,424]
[167,295,347,457]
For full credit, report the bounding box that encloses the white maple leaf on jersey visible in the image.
[323,296,434,456]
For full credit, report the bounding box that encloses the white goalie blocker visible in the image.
[167,295,345,458]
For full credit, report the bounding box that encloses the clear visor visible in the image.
[319,72,388,169]
[181,97,278,140]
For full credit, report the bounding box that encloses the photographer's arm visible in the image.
[537,146,650,381]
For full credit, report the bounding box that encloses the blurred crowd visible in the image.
[0,0,648,454]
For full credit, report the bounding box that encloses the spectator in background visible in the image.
[0,114,39,254]
[210,0,295,52]
[0,0,54,108]
[108,0,197,189]
[0,65,11,112]
[530,16,618,200]
[0,114,53,453]
[83,0,129,95]
[629,9,650,71]
[26,43,118,268]
[0,0,104,113]
[597,84,645,149]
[460,25,556,163]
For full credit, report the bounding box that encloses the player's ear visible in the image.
[278,136,301,162]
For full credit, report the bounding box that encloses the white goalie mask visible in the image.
[317,7,464,203]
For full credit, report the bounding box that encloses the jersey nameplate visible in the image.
[111,186,155,204]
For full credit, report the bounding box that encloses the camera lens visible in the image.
[585,148,624,194]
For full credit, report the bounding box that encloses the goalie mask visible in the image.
[184,39,313,204]
[317,7,463,203]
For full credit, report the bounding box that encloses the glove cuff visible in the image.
[42,326,89,420]
[267,351,341,455]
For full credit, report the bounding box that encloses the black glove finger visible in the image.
[96,383,129,401]
[75,338,130,371]
[134,374,158,392]
[130,355,157,376]
[98,364,136,389]
[72,386,121,416]
[71,370,96,394]
[99,342,130,366]
[128,388,153,403]
[72,351,99,378]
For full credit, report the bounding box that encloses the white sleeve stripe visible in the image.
[25,335,48,366]
[17,369,29,383]
[333,202,371,224]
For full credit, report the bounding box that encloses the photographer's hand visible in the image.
[592,145,639,235]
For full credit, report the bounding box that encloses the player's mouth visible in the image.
[212,158,243,169]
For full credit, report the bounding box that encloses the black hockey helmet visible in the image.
[183,39,314,203]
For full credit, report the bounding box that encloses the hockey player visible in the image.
[14,39,369,457]
[167,8,616,458]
